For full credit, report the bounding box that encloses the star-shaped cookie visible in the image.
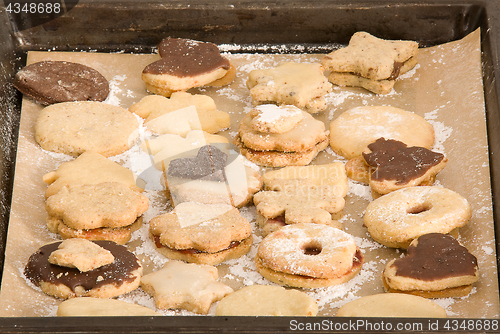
[140,260,233,314]
[321,31,418,81]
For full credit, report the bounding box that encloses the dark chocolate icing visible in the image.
[167,145,228,182]
[143,37,230,76]
[13,60,110,105]
[392,233,477,281]
[388,61,404,80]
[363,137,445,185]
[24,240,140,292]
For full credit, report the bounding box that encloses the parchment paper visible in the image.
[0,29,498,318]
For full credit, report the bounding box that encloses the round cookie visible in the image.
[363,186,471,248]
[13,60,110,105]
[35,101,139,157]
[255,223,363,288]
[329,105,435,159]
[215,285,318,316]
[336,293,447,318]
[24,240,142,299]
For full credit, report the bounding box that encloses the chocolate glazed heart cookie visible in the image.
[382,233,479,298]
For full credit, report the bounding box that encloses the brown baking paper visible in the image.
[0,29,498,318]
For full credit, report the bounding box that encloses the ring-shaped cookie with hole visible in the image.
[363,186,471,248]
[255,223,363,288]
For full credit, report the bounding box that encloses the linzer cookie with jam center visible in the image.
[346,137,447,194]
[321,32,418,94]
[382,233,479,298]
[13,60,110,105]
[45,182,149,245]
[149,202,253,266]
[24,239,142,299]
[234,104,329,167]
[141,37,236,97]
[255,223,363,288]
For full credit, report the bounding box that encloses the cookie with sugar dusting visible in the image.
[141,37,235,97]
[141,260,233,314]
[247,62,333,113]
[128,92,230,136]
[235,105,329,167]
[321,31,418,94]
[255,223,363,288]
[329,105,434,160]
[249,104,304,134]
[149,202,253,265]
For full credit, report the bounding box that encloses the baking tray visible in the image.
[1,0,500,333]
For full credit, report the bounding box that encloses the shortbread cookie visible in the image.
[249,104,304,134]
[255,223,363,288]
[329,106,435,159]
[24,240,142,299]
[35,101,139,157]
[142,37,235,96]
[236,105,328,167]
[149,202,253,265]
[364,186,471,248]
[321,31,418,94]
[13,60,109,105]
[48,238,114,272]
[57,297,161,316]
[140,260,233,314]
[327,57,417,94]
[247,62,332,113]
[255,163,348,235]
[43,151,145,198]
[382,233,479,298]
[336,293,447,317]
[215,285,318,316]
[129,92,230,136]
[165,145,262,208]
[46,182,149,245]
[346,137,447,194]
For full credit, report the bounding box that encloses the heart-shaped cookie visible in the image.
[167,145,227,182]
[363,137,446,185]
[382,233,479,297]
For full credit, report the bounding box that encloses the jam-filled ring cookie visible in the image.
[255,223,363,288]
[24,239,142,299]
[142,37,235,96]
[329,105,434,159]
[363,186,472,248]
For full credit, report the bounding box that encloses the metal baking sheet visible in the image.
[1,1,500,333]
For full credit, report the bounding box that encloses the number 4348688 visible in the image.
[6,2,61,14]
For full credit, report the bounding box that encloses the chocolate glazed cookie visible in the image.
[14,60,110,105]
